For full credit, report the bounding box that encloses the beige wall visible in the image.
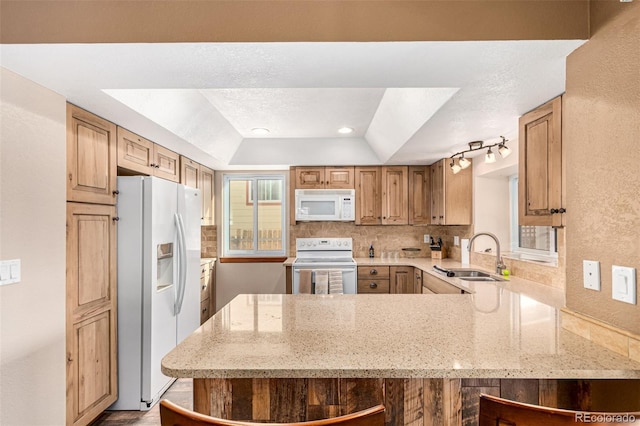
[0,68,67,425]
[564,1,640,335]
[0,1,589,44]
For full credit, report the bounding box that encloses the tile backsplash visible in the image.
[201,225,217,258]
[289,222,472,260]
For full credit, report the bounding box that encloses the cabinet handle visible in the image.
[150,163,156,167]
[370,269,378,275]
[369,282,378,288]
[558,208,566,213]
[112,190,120,195]
[155,164,160,168]
[550,208,559,214]
[112,217,120,222]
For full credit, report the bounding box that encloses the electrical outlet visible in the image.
[583,260,600,291]
[423,234,430,244]
[454,236,460,246]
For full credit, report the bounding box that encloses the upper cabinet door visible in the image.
[295,167,325,189]
[153,145,180,183]
[67,104,117,205]
[430,161,444,224]
[116,126,154,175]
[180,156,200,188]
[200,165,215,225]
[355,167,382,225]
[381,166,408,225]
[519,96,563,227]
[325,167,355,189]
[408,166,430,225]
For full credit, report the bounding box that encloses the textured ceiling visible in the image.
[0,41,585,169]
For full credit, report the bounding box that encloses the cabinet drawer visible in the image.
[357,266,390,279]
[200,299,210,324]
[357,279,390,294]
[200,276,210,301]
[422,273,464,294]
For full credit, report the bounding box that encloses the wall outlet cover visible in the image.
[453,236,460,246]
[612,265,636,305]
[583,260,600,291]
[423,234,430,243]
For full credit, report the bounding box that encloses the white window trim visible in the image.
[223,173,286,257]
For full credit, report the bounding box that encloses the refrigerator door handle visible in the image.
[174,213,188,315]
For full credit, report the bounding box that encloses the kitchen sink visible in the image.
[437,268,505,282]
[458,276,503,282]
[448,269,491,278]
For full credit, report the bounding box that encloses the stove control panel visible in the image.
[296,238,353,251]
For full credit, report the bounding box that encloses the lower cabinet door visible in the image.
[66,202,117,426]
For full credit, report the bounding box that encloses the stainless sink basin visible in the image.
[448,269,491,278]
[447,269,504,282]
[458,276,502,282]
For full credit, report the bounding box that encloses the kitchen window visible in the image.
[223,174,286,258]
[509,176,557,261]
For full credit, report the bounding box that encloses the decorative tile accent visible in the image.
[561,308,640,362]
[590,323,629,357]
[630,338,640,364]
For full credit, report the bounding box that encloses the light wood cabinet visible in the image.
[200,261,212,324]
[381,166,409,225]
[518,96,564,227]
[409,166,430,225]
[294,166,355,189]
[357,266,390,293]
[66,202,117,426]
[355,166,409,225]
[116,126,179,182]
[180,156,200,189]
[66,104,118,205]
[355,167,382,225]
[390,266,418,294]
[153,145,180,182]
[422,272,466,294]
[199,165,215,225]
[430,158,473,225]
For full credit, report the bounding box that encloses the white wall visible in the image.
[472,141,519,253]
[0,68,67,425]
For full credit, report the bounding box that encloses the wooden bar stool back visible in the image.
[160,400,385,426]
[479,393,640,426]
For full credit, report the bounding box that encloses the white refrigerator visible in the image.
[110,176,201,410]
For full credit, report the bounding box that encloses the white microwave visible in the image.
[294,189,356,221]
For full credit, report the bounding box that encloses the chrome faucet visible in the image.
[467,232,506,275]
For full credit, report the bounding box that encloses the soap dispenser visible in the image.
[369,244,375,258]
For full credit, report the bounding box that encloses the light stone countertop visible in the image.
[162,280,640,379]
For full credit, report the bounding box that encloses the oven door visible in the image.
[292,263,357,294]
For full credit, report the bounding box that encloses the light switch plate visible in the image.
[612,265,636,304]
[583,260,600,291]
[453,236,460,246]
[0,259,21,286]
[423,234,430,243]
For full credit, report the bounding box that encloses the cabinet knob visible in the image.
[112,217,120,222]
[150,163,156,167]
[550,208,559,214]
[112,190,120,195]
[369,282,378,288]
[370,269,378,275]
[558,208,566,213]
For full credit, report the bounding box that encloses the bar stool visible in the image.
[159,400,385,426]
[479,393,640,426]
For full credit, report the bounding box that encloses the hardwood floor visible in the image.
[91,379,193,425]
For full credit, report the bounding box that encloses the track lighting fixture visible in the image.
[449,136,511,174]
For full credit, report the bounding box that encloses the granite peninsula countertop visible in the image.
[162,287,640,380]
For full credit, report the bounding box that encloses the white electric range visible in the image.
[292,237,357,294]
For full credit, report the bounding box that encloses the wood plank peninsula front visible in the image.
[162,294,640,425]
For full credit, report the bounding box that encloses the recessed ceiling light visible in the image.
[251,127,270,136]
[338,127,354,134]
